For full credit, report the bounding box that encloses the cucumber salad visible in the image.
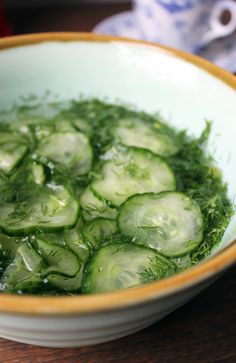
[0,100,232,295]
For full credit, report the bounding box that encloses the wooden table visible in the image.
[2,3,236,362]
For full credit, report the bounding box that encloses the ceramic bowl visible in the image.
[0,33,236,348]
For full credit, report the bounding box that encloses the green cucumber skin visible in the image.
[0,223,79,237]
[0,208,80,237]
[47,266,84,292]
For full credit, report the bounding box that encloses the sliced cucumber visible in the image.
[171,254,192,270]
[35,131,93,176]
[33,118,75,141]
[92,147,176,207]
[37,238,80,277]
[80,186,118,222]
[38,232,66,247]
[0,233,19,261]
[82,218,117,251]
[47,267,84,292]
[1,242,44,293]
[33,123,54,141]
[54,119,77,133]
[72,118,92,135]
[0,183,79,235]
[113,118,180,157]
[64,218,90,262]
[36,221,89,284]
[0,133,28,174]
[82,243,176,294]
[0,234,18,279]
[18,242,43,272]
[118,192,204,257]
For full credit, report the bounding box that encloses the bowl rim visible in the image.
[0,32,235,316]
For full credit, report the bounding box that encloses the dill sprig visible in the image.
[139,254,177,283]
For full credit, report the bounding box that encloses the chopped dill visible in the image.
[139,254,178,283]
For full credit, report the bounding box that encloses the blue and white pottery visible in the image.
[134,0,236,52]
[94,1,236,72]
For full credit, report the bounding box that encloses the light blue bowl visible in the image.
[0,33,235,348]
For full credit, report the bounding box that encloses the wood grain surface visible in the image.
[2,3,236,362]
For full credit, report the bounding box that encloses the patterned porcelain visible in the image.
[0,34,235,348]
[94,1,236,73]
[134,0,236,51]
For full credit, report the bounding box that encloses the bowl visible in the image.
[0,33,236,348]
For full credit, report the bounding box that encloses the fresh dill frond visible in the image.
[139,254,177,283]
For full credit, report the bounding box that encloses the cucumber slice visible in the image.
[82,243,176,294]
[82,218,117,251]
[73,118,92,135]
[34,119,76,139]
[0,233,19,261]
[9,121,35,143]
[38,232,66,247]
[1,242,44,293]
[0,133,28,174]
[37,238,80,277]
[171,254,192,270]
[0,184,79,235]
[18,242,43,272]
[64,219,90,262]
[47,267,84,292]
[37,219,89,268]
[80,186,118,221]
[0,234,19,278]
[118,192,204,257]
[113,118,179,157]
[36,131,93,176]
[54,119,77,133]
[92,147,176,207]
[33,124,54,141]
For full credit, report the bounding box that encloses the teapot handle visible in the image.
[200,0,236,46]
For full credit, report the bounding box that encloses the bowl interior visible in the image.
[0,36,236,254]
